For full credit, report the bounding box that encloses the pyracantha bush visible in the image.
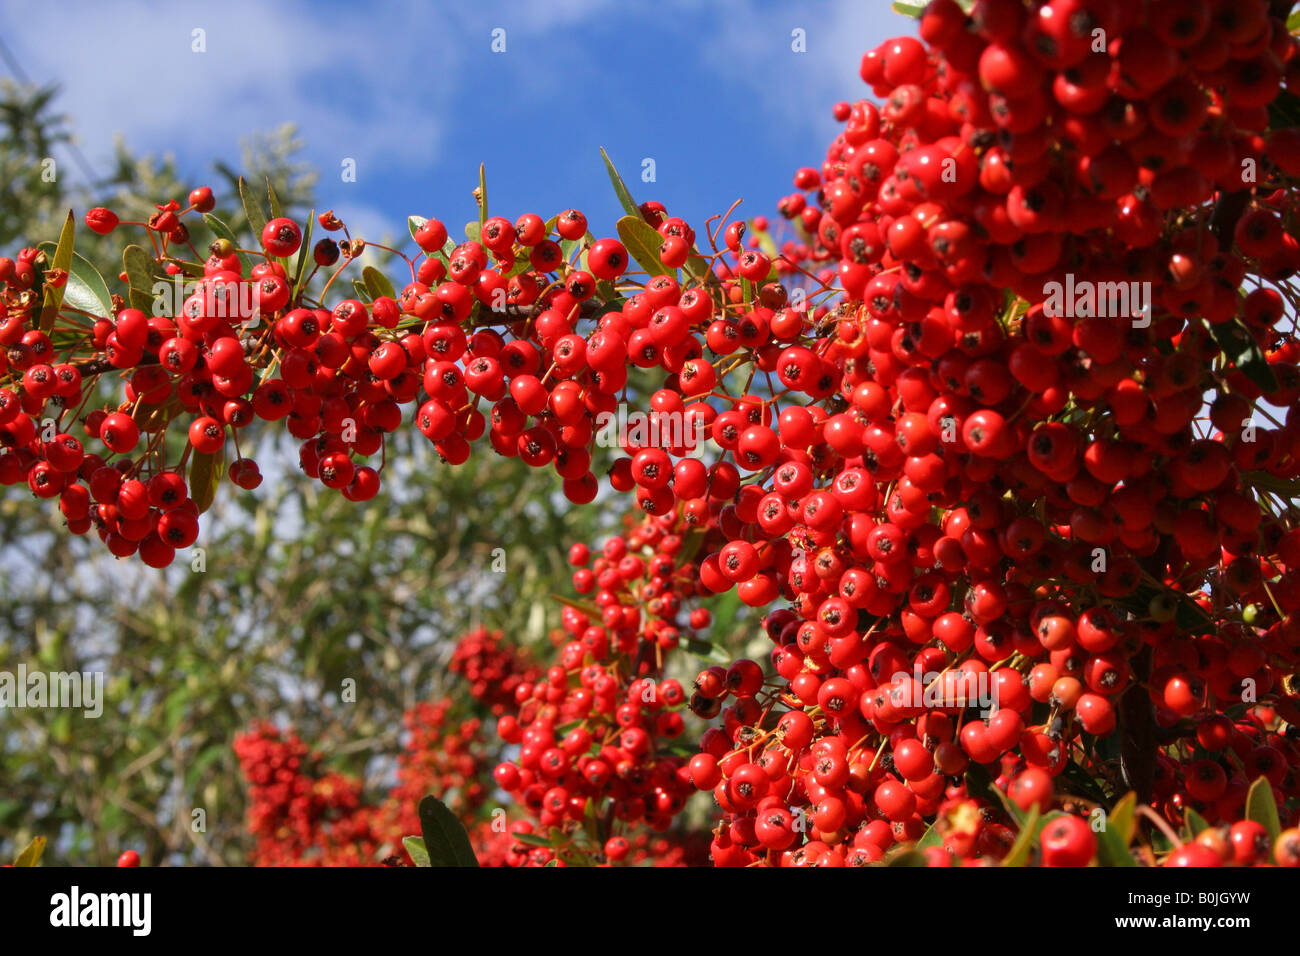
[7,0,1300,867]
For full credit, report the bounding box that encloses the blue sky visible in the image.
[4,0,900,249]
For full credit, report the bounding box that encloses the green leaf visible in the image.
[1109,791,1137,847]
[561,230,592,269]
[362,266,396,302]
[1060,756,1114,805]
[600,147,641,219]
[14,836,46,867]
[476,162,488,228]
[886,850,928,866]
[122,245,158,314]
[68,251,115,319]
[1096,792,1138,867]
[352,279,373,303]
[418,794,480,867]
[291,209,315,302]
[1245,471,1300,497]
[709,588,745,640]
[550,593,603,617]
[557,847,595,867]
[202,213,252,272]
[616,215,670,277]
[1119,581,1213,633]
[1288,8,1300,32]
[1001,806,1043,867]
[1268,88,1300,131]
[239,176,268,248]
[39,244,112,321]
[189,444,225,516]
[402,835,431,867]
[684,636,713,656]
[1183,806,1211,837]
[980,773,1026,827]
[1245,775,1281,842]
[684,636,732,665]
[266,177,284,220]
[39,211,76,332]
[465,221,481,244]
[168,259,206,279]
[1148,822,1175,855]
[505,254,533,279]
[891,0,925,16]
[509,831,555,848]
[915,823,944,851]
[1207,319,1279,393]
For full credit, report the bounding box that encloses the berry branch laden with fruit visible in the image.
[7,0,1300,868]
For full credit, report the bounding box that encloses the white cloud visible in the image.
[1,0,430,183]
[0,0,617,190]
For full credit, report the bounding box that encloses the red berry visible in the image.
[261,217,302,257]
[1039,815,1095,867]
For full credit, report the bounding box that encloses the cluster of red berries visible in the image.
[382,700,495,829]
[448,626,540,715]
[234,703,504,866]
[487,510,716,865]
[234,723,384,866]
[677,0,1300,866]
[3,189,639,562]
[235,601,713,867]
